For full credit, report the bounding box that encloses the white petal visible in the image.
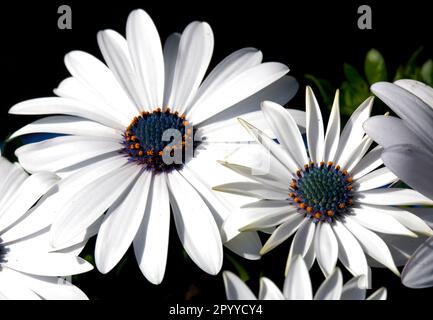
[354,167,398,192]
[163,33,181,107]
[323,90,341,163]
[351,146,383,180]
[382,144,433,201]
[314,222,338,277]
[340,276,367,300]
[394,79,433,109]
[188,62,289,125]
[401,235,433,288]
[223,271,256,300]
[197,76,301,130]
[305,86,325,163]
[335,96,373,166]
[50,163,141,248]
[259,277,285,300]
[237,118,300,173]
[314,268,343,300]
[285,219,316,273]
[168,170,222,275]
[9,97,123,130]
[363,115,426,149]
[224,232,262,261]
[378,206,433,236]
[260,214,305,254]
[371,82,433,152]
[64,51,137,122]
[0,267,43,300]
[350,205,416,237]
[332,220,369,285]
[126,9,164,108]
[0,172,59,233]
[343,217,400,275]
[5,252,93,277]
[344,136,373,171]
[261,100,308,167]
[283,255,313,300]
[95,172,152,274]
[15,135,122,174]
[366,287,387,300]
[213,181,288,200]
[357,188,433,206]
[134,173,170,284]
[168,22,214,114]
[9,116,121,140]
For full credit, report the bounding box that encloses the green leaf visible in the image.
[404,46,423,78]
[343,63,369,94]
[421,59,433,86]
[364,49,388,84]
[226,254,250,282]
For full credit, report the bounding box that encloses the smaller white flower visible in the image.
[364,80,433,289]
[223,255,387,300]
[215,87,433,287]
[0,154,92,300]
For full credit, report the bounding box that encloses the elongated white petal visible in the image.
[350,206,416,237]
[260,214,305,254]
[163,33,181,106]
[402,236,433,288]
[283,255,313,300]
[343,217,400,275]
[259,277,285,300]
[332,220,369,286]
[188,63,289,125]
[168,22,214,114]
[223,271,257,300]
[213,181,288,200]
[50,164,141,248]
[0,172,59,233]
[314,222,338,276]
[367,287,387,300]
[395,79,433,109]
[95,172,152,274]
[134,173,170,284]
[357,188,433,206]
[168,170,222,275]
[351,146,383,180]
[224,232,262,261]
[306,86,325,163]
[15,135,121,174]
[126,9,164,108]
[363,115,426,149]
[261,101,308,167]
[9,97,123,130]
[0,267,43,300]
[9,116,121,140]
[344,136,373,171]
[314,268,343,300]
[237,118,300,173]
[354,167,398,192]
[340,276,367,300]
[239,205,297,232]
[5,252,93,277]
[285,219,316,273]
[323,90,341,163]
[335,97,373,166]
[97,29,144,110]
[64,51,137,122]
[382,144,433,201]
[371,82,433,151]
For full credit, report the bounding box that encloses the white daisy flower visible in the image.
[0,153,92,300]
[223,255,387,300]
[8,9,301,284]
[214,86,433,287]
[364,80,433,288]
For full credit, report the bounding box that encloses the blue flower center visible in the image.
[122,108,194,172]
[289,161,353,223]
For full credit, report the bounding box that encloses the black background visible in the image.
[0,0,432,302]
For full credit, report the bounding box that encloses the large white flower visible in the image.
[223,255,387,300]
[215,87,433,287]
[8,9,302,284]
[0,154,92,300]
[364,80,433,288]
